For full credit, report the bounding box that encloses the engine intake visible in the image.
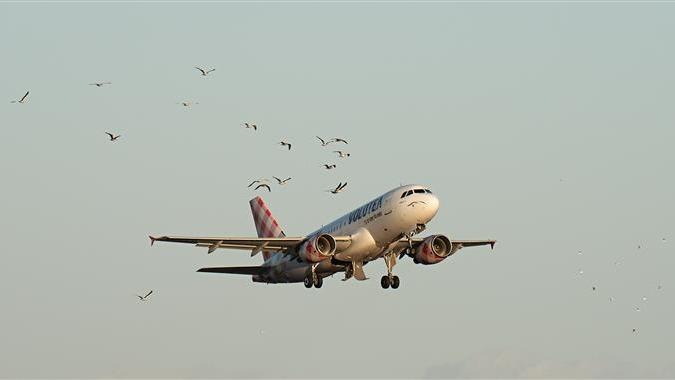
[414,235,453,265]
[299,234,337,263]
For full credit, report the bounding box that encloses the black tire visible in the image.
[314,276,323,288]
[381,275,390,289]
[391,276,400,289]
[304,277,313,288]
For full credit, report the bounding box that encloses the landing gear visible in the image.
[391,275,400,289]
[313,276,323,288]
[381,253,401,290]
[304,277,313,288]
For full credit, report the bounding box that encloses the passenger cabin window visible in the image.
[414,189,425,194]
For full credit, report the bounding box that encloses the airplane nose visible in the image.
[427,194,440,219]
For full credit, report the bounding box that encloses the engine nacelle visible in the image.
[414,235,453,265]
[299,234,337,263]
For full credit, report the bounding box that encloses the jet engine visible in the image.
[298,234,337,263]
[414,235,453,265]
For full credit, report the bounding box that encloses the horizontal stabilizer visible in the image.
[197,266,265,275]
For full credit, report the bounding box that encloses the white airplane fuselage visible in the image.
[254,184,439,283]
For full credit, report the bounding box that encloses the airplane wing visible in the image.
[149,235,352,255]
[197,266,266,275]
[394,238,496,251]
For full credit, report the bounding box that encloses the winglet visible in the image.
[149,235,156,246]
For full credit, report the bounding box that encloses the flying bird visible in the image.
[333,150,350,158]
[89,82,111,87]
[331,137,348,144]
[105,132,121,141]
[137,290,153,301]
[273,176,292,185]
[255,183,271,192]
[323,164,336,170]
[279,141,292,150]
[177,101,198,107]
[592,286,597,291]
[195,66,215,76]
[247,179,269,188]
[10,91,29,104]
[316,136,330,146]
[243,123,258,130]
[328,182,348,194]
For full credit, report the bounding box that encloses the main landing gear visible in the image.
[304,265,323,289]
[381,253,401,290]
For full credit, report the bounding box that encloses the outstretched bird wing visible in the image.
[19,91,29,102]
[195,66,206,75]
[255,184,271,192]
[144,290,153,298]
[105,132,114,140]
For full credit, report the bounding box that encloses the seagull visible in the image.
[243,123,258,131]
[632,328,638,334]
[408,201,427,207]
[635,306,641,312]
[177,101,198,107]
[331,137,348,144]
[273,176,292,185]
[105,132,121,142]
[279,141,292,150]
[247,179,269,188]
[137,290,153,301]
[577,249,582,255]
[255,183,271,192]
[323,164,336,170]
[327,182,347,194]
[657,284,662,290]
[592,286,597,291]
[316,136,331,146]
[89,82,111,87]
[662,237,667,242]
[609,296,614,302]
[10,91,29,104]
[195,66,215,76]
[333,150,350,158]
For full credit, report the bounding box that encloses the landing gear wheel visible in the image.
[304,277,313,288]
[381,275,391,289]
[314,276,323,288]
[391,275,400,289]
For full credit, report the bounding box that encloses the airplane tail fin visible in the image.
[249,196,286,262]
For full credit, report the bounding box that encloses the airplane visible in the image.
[149,184,495,289]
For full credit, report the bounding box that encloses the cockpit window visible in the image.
[424,189,432,194]
[414,189,425,194]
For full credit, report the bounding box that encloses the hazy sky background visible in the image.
[1,2,674,378]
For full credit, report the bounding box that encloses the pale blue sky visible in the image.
[1,2,674,378]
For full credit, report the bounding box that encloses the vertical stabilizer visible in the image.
[249,196,286,262]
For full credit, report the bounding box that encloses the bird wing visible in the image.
[273,176,281,183]
[247,180,258,187]
[105,132,114,139]
[195,66,205,74]
[144,290,153,298]
[20,91,29,102]
[255,184,271,191]
[316,136,326,144]
[339,182,348,191]
[334,138,348,144]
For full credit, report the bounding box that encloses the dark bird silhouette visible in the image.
[177,101,198,107]
[10,91,29,104]
[273,176,292,185]
[331,137,348,144]
[255,183,272,192]
[195,66,215,76]
[323,164,336,170]
[280,141,292,150]
[243,123,258,130]
[247,179,268,188]
[316,136,330,146]
[137,290,153,301]
[89,82,111,87]
[105,132,121,141]
[333,150,350,158]
[328,182,348,194]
